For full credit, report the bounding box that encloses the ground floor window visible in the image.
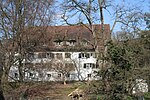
[29,73,34,77]
[14,73,18,78]
[47,74,51,78]
[58,74,61,78]
[66,73,70,78]
[83,63,96,69]
[87,74,91,78]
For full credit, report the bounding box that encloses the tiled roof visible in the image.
[22,24,110,52]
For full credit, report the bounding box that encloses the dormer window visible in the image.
[54,39,63,46]
[30,41,36,46]
[66,39,76,46]
[42,43,47,47]
[40,42,46,46]
[81,40,88,46]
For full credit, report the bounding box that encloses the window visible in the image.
[29,73,33,77]
[83,63,96,69]
[56,53,62,59]
[58,74,61,78]
[47,53,54,58]
[25,63,33,67]
[30,42,36,46]
[65,63,74,68]
[65,53,71,58]
[39,73,43,77]
[83,64,86,68]
[47,74,51,78]
[34,53,38,58]
[79,53,82,58]
[85,53,90,58]
[70,42,75,46]
[79,53,90,58]
[70,40,76,46]
[40,42,46,46]
[28,53,34,59]
[90,53,96,58]
[79,52,96,58]
[38,52,46,58]
[66,39,76,46]
[66,74,70,78]
[79,53,85,58]
[87,74,91,78]
[34,63,42,67]
[14,73,18,78]
[81,40,88,46]
[54,40,63,46]
[56,42,62,46]
[92,63,96,68]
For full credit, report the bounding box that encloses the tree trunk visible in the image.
[18,59,24,82]
[0,69,5,100]
[63,74,66,85]
[1,69,9,98]
[63,81,67,85]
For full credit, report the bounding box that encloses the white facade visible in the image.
[8,24,110,82]
[9,51,100,82]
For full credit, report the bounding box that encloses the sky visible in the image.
[0,0,149,38]
[104,0,150,32]
[54,0,150,32]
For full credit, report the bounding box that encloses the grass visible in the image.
[6,81,86,100]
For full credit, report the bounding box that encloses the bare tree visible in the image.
[61,0,145,57]
[52,59,75,85]
[60,0,148,99]
[61,0,110,52]
[0,0,55,98]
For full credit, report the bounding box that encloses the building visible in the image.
[8,24,110,82]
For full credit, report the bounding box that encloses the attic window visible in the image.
[81,40,88,46]
[54,39,63,46]
[40,42,46,46]
[66,39,76,46]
